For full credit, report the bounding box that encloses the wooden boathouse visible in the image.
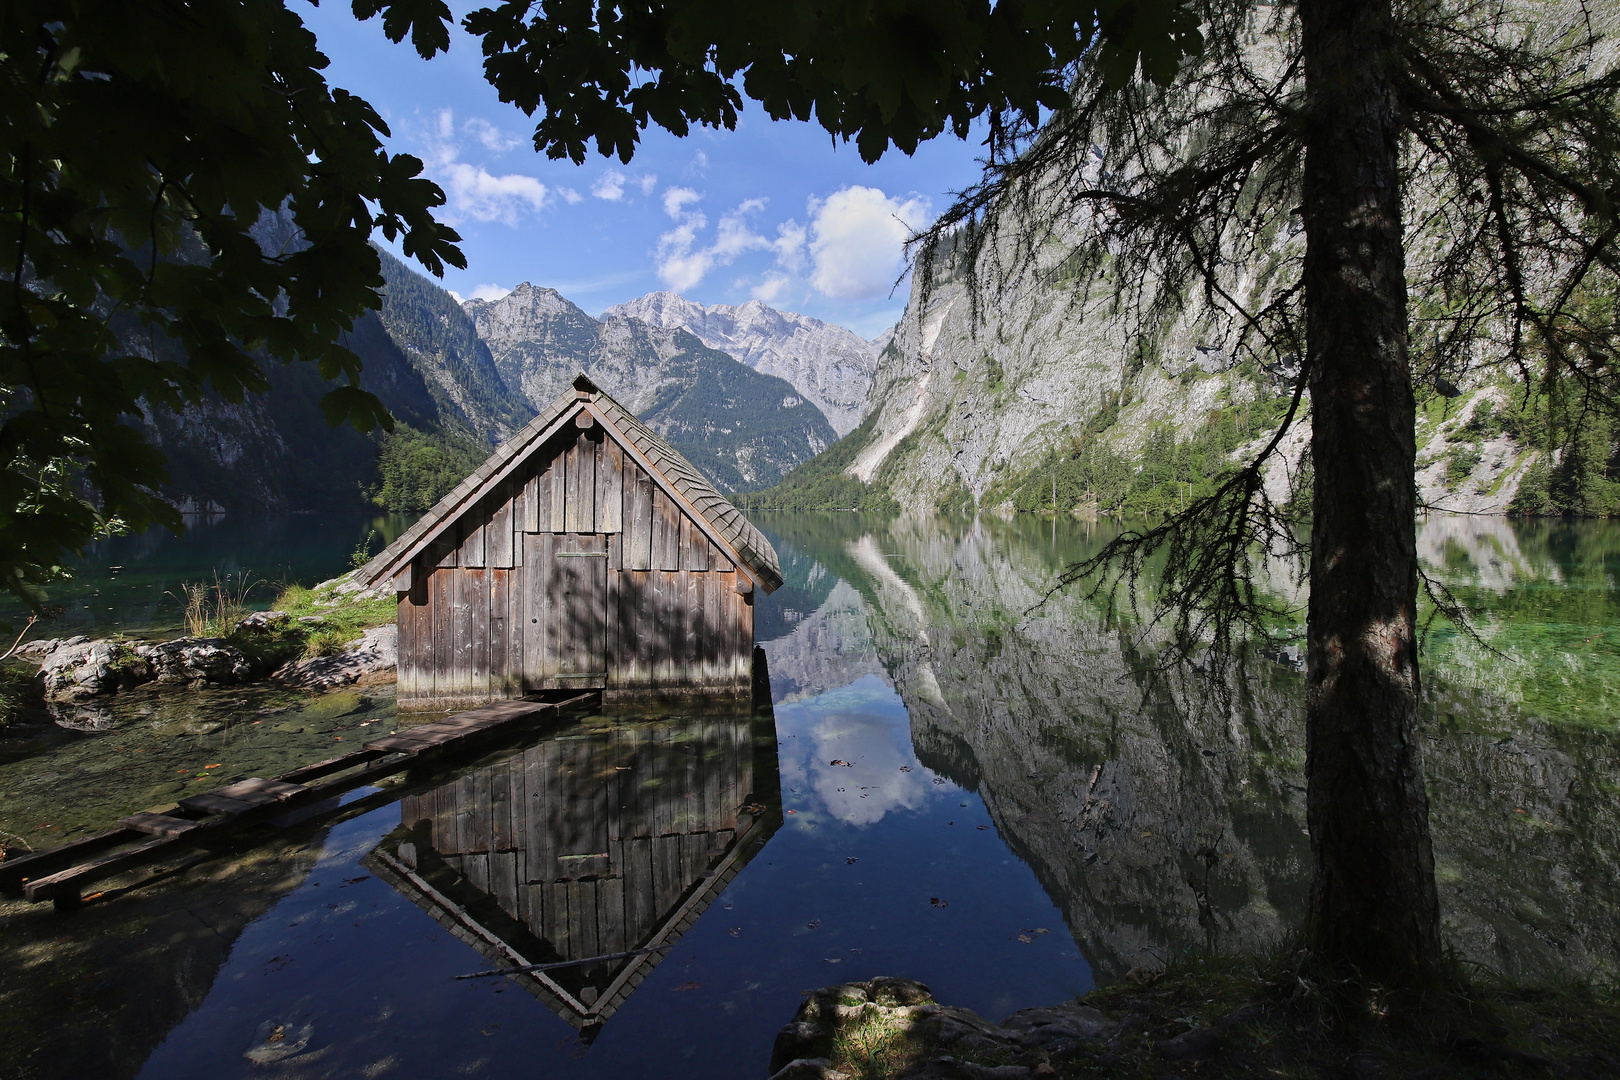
[354,374,782,710]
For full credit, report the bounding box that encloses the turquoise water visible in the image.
[0,512,417,639]
[0,512,1615,1079]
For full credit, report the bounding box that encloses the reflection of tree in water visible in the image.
[780,513,1619,984]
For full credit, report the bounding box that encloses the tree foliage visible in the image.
[908,0,1620,667]
[0,0,463,608]
[369,0,1204,163]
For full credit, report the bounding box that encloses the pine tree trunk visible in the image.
[1299,0,1443,986]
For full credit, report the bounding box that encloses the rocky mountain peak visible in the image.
[602,292,878,436]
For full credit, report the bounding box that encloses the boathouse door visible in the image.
[524,532,608,690]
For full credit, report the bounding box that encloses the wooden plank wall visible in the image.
[399,717,754,970]
[397,424,754,707]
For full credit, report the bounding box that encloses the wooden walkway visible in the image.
[0,692,598,910]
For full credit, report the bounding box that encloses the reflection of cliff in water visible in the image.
[782,514,1619,984]
[370,712,781,1035]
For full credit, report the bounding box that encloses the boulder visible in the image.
[1156,1026,1223,1061]
[766,1059,850,1080]
[769,1022,829,1074]
[1001,1003,1118,1047]
[274,625,397,691]
[39,638,149,700]
[138,638,253,685]
[236,610,290,631]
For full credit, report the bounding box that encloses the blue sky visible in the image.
[301,3,990,339]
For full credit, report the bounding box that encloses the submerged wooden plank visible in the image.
[118,812,200,837]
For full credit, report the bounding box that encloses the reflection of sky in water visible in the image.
[133,675,1089,1080]
[778,675,943,825]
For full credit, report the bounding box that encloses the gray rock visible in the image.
[766,1059,850,1080]
[913,1004,1018,1053]
[236,610,290,630]
[1002,1003,1117,1045]
[867,976,933,1007]
[770,1022,829,1074]
[39,638,148,700]
[605,291,879,436]
[140,638,253,685]
[274,625,397,691]
[1156,1026,1223,1061]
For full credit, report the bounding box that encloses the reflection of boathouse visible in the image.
[368,712,780,1033]
[355,374,783,710]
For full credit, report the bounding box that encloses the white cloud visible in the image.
[807,186,930,300]
[773,220,808,272]
[688,150,710,176]
[592,170,626,201]
[637,173,658,195]
[662,186,703,220]
[558,187,583,205]
[656,194,776,291]
[421,108,557,226]
[470,284,512,302]
[441,162,550,225]
[751,273,791,302]
[462,117,524,153]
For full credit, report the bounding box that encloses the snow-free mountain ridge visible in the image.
[604,291,881,437]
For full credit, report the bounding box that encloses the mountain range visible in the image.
[142,255,862,512]
[603,292,880,437]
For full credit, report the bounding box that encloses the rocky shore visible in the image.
[4,573,400,727]
[768,974,1620,1080]
[16,618,397,703]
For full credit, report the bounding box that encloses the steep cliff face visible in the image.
[374,250,530,445]
[604,291,880,437]
[767,192,1535,516]
[466,284,838,491]
[138,309,453,513]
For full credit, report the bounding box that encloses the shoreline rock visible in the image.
[767,977,1172,1080]
[273,625,397,691]
[20,618,398,710]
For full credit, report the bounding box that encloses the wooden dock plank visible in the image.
[4,691,599,908]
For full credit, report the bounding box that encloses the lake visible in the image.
[0,512,1614,1080]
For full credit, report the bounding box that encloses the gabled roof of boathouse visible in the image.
[354,373,782,592]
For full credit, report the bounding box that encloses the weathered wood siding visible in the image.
[397,426,755,708]
[397,716,757,1014]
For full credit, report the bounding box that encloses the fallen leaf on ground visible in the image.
[829,760,853,767]
[899,766,912,772]
[845,857,858,864]
[977,825,990,831]
[728,927,741,937]
[1017,934,1033,944]
[930,897,949,908]
[806,919,821,929]
[825,957,842,964]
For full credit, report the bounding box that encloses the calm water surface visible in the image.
[0,512,1615,1080]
